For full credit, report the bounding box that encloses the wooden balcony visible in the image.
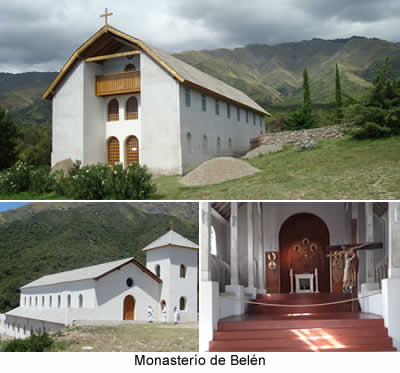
[96,70,140,96]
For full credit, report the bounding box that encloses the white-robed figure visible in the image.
[161,304,167,323]
[173,306,180,324]
[147,306,153,323]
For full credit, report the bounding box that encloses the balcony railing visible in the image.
[96,70,140,96]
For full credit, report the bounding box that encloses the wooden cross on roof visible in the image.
[100,8,113,26]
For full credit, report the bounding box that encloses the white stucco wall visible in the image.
[2,315,64,339]
[20,279,96,310]
[94,262,161,321]
[146,246,198,322]
[83,62,107,165]
[51,61,85,166]
[179,85,264,174]
[140,52,182,175]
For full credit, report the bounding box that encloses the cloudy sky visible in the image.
[1,0,400,73]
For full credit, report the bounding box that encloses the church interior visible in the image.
[200,202,400,352]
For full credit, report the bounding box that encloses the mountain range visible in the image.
[0,202,198,313]
[1,36,400,126]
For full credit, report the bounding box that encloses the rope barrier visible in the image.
[220,291,382,307]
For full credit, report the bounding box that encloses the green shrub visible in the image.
[106,163,157,200]
[30,167,55,195]
[55,161,156,200]
[59,162,110,200]
[0,161,33,193]
[0,162,55,195]
[2,333,54,352]
[348,57,400,139]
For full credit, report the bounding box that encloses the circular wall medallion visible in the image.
[268,261,277,270]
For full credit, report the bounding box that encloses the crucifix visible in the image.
[100,8,113,26]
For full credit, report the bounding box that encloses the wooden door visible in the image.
[279,213,330,293]
[123,295,135,320]
[108,137,120,167]
[265,252,280,293]
[126,136,139,165]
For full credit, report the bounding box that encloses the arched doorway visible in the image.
[123,295,135,320]
[107,137,120,166]
[125,136,139,165]
[279,213,330,293]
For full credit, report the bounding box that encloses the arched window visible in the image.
[49,296,52,308]
[211,225,217,255]
[126,97,138,120]
[23,325,26,336]
[79,294,83,308]
[35,296,38,307]
[186,133,192,154]
[124,64,136,72]
[155,264,161,277]
[24,297,26,306]
[202,135,208,154]
[179,296,186,311]
[108,99,119,121]
[180,264,186,278]
[67,294,71,308]
[29,297,32,307]
[57,295,61,308]
[42,296,45,307]
[125,135,139,165]
[228,138,233,152]
[217,137,221,154]
[107,137,120,167]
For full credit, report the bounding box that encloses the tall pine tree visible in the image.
[0,107,18,170]
[285,68,316,130]
[335,64,343,123]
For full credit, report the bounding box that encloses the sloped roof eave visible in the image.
[42,25,270,115]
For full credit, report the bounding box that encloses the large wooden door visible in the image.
[279,213,330,293]
[108,137,120,167]
[123,295,135,320]
[125,136,139,165]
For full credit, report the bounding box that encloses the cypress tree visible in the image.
[336,64,343,123]
[303,68,311,107]
[0,107,18,170]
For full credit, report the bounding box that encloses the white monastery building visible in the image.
[0,229,198,339]
[43,23,270,176]
[200,202,400,352]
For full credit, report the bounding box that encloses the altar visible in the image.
[289,268,320,294]
[295,273,314,293]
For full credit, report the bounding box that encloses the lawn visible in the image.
[1,136,400,200]
[152,136,400,200]
[51,322,199,352]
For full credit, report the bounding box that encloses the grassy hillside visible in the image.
[0,72,56,127]
[0,202,198,313]
[152,136,400,200]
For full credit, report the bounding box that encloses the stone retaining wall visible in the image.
[261,125,347,146]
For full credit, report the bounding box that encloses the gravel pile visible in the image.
[180,157,260,186]
[244,144,283,159]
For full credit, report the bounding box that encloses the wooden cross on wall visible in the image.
[100,8,113,26]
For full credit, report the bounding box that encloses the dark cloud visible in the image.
[1,0,400,73]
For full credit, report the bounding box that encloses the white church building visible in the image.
[43,23,270,176]
[200,202,400,352]
[0,229,198,339]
